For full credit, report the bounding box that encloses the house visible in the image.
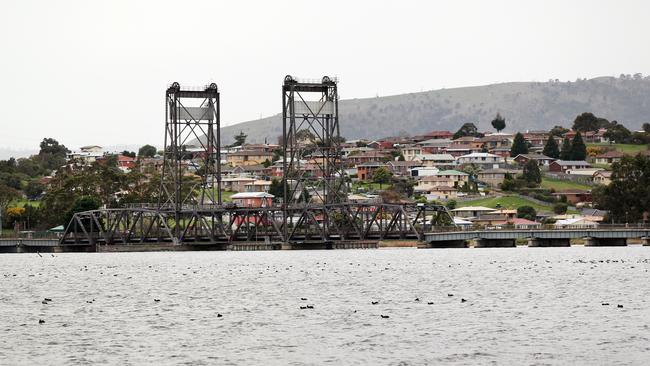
[451,206,496,218]
[222,177,256,192]
[433,170,469,187]
[509,217,541,229]
[479,134,512,149]
[552,190,592,205]
[592,170,612,185]
[564,129,609,143]
[244,180,272,193]
[399,145,423,161]
[116,155,136,172]
[387,160,422,176]
[346,151,391,166]
[226,149,273,166]
[456,153,505,169]
[425,186,458,200]
[412,130,453,142]
[477,168,519,187]
[230,192,274,208]
[410,166,440,177]
[554,217,598,229]
[549,160,592,173]
[513,154,555,166]
[413,154,456,167]
[67,145,104,164]
[417,139,452,154]
[523,131,550,146]
[472,214,509,227]
[592,150,625,165]
[357,162,388,181]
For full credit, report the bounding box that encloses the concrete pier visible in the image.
[472,238,516,248]
[419,240,468,249]
[584,237,627,247]
[642,237,650,246]
[527,238,571,247]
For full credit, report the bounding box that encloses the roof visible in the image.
[415,154,455,161]
[515,154,554,160]
[388,160,422,167]
[436,170,469,176]
[593,170,612,177]
[551,160,591,166]
[510,218,539,225]
[231,192,275,199]
[458,152,501,158]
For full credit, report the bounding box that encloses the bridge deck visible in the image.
[425,228,650,242]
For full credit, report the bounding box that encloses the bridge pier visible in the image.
[527,238,571,247]
[472,238,516,248]
[419,240,468,249]
[584,237,627,247]
[642,237,650,246]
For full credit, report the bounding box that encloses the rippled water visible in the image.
[1,247,649,365]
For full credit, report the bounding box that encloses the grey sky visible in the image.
[1,0,649,150]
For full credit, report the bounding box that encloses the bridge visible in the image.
[422,226,650,248]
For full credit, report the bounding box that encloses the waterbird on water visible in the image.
[617,304,623,308]
[371,301,379,305]
[461,298,467,303]
[380,315,390,319]
[38,319,45,324]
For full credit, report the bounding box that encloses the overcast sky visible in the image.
[1,0,649,150]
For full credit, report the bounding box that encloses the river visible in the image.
[1,247,649,365]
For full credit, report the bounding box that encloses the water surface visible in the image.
[1,247,649,365]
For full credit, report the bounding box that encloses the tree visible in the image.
[63,196,101,230]
[0,184,20,212]
[491,113,506,132]
[36,137,69,171]
[25,181,45,199]
[120,150,136,158]
[572,112,612,132]
[445,199,457,210]
[452,123,480,139]
[138,144,157,158]
[510,132,529,157]
[391,177,415,198]
[542,135,560,159]
[522,160,542,185]
[553,202,568,215]
[570,132,587,160]
[643,123,650,133]
[604,124,632,144]
[549,125,569,137]
[231,131,247,147]
[268,178,284,199]
[593,155,650,222]
[372,167,392,189]
[39,138,68,156]
[559,138,572,160]
[516,206,537,221]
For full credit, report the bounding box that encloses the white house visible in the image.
[456,153,504,169]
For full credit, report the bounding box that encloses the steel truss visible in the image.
[61,78,455,248]
[60,203,452,245]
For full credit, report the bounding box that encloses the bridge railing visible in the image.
[428,223,650,233]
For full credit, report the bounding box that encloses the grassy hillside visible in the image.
[459,195,552,213]
[214,76,650,144]
[587,143,649,155]
[541,177,592,191]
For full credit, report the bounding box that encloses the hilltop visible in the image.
[217,76,650,144]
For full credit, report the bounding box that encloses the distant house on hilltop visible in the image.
[549,160,591,173]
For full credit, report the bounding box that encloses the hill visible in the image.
[216,76,650,144]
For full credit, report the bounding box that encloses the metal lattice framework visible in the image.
[160,82,221,210]
[282,75,346,206]
[60,78,455,249]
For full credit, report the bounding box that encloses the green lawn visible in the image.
[541,177,592,191]
[221,190,235,203]
[587,143,649,155]
[352,182,392,192]
[458,195,553,213]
